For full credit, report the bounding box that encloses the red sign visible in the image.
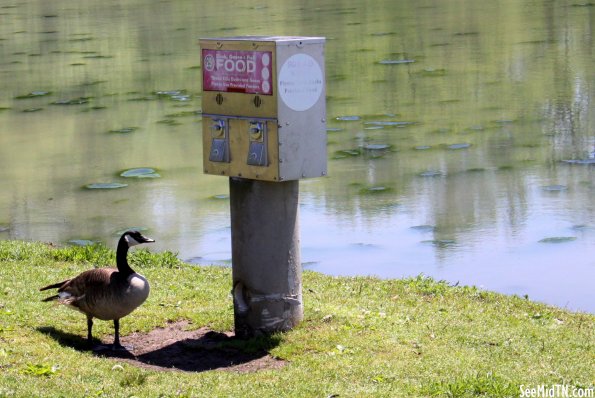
[202,49,273,95]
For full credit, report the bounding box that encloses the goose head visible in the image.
[122,230,155,247]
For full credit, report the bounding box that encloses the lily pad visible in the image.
[85,183,128,189]
[364,144,391,151]
[538,237,577,244]
[336,115,361,121]
[14,91,51,99]
[335,149,362,157]
[82,106,107,112]
[379,59,415,65]
[360,186,392,194]
[120,168,160,178]
[363,121,415,127]
[414,145,432,150]
[109,127,139,134]
[52,97,90,105]
[562,159,595,165]
[542,185,567,192]
[154,90,191,102]
[419,68,447,77]
[419,170,443,177]
[23,108,43,112]
[165,110,200,118]
[67,239,95,246]
[410,225,436,232]
[157,119,181,126]
[422,239,456,247]
[448,143,471,150]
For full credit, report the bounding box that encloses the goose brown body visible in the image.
[49,268,150,320]
[40,231,154,349]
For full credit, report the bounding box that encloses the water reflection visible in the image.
[0,0,593,312]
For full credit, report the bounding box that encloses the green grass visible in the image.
[0,241,593,397]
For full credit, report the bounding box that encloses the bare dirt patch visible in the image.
[40,320,285,373]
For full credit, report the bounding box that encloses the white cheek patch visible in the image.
[125,235,141,246]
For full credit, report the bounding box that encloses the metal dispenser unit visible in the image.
[201,36,326,181]
[199,36,326,336]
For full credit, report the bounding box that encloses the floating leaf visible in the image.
[23,108,43,112]
[364,144,391,151]
[165,110,200,118]
[14,91,51,99]
[419,68,447,77]
[85,183,128,189]
[379,59,415,64]
[82,54,113,59]
[335,149,361,157]
[67,239,95,246]
[52,97,90,105]
[410,225,436,232]
[154,90,191,101]
[562,159,595,165]
[360,186,392,194]
[371,32,396,37]
[120,168,160,178]
[571,224,591,231]
[157,119,181,126]
[448,143,471,150]
[336,115,360,121]
[128,96,156,102]
[414,145,432,150]
[109,127,139,134]
[538,237,577,244]
[363,121,415,127]
[422,239,456,247]
[419,170,443,177]
[542,185,567,192]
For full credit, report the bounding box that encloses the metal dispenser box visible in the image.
[200,36,326,181]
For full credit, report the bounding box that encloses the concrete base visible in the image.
[229,177,302,338]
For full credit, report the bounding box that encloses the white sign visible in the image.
[278,54,323,112]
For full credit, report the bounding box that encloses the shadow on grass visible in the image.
[37,322,284,372]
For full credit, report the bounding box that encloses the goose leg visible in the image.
[113,319,122,348]
[87,316,93,345]
[112,319,132,351]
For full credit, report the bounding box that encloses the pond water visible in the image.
[0,0,593,312]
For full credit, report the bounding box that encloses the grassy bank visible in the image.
[0,241,593,397]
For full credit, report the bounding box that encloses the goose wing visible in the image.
[52,268,118,311]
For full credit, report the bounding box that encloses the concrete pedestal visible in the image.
[229,177,303,338]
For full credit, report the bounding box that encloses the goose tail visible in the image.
[40,279,70,291]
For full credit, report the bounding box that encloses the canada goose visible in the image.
[40,230,154,350]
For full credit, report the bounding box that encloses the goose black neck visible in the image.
[116,237,134,276]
